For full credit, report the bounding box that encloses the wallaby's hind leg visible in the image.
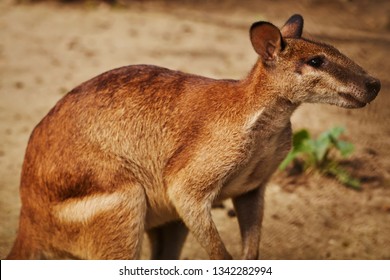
[51,182,147,260]
[233,186,266,260]
[147,220,188,259]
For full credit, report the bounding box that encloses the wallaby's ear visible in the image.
[281,14,304,38]
[250,22,283,62]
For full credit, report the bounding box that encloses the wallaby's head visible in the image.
[249,14,381,108]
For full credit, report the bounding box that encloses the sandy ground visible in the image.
[0,0,389,259]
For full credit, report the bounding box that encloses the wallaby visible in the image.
[7,14,380,260]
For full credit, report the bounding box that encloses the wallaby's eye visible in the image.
[306,56,325,68]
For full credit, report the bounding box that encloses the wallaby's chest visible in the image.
[219,120,292,200]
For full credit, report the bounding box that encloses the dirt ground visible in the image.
[0,0,389,259]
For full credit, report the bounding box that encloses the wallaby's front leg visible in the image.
[168,183,232,260]
[233,185,266,259]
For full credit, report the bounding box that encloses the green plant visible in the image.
[279,127,361,189]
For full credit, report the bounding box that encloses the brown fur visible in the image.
[7,14,380,260]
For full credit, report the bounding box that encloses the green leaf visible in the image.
[279,150,297,170]
[326,126,345,140]
[279,129,311,170]
[313,134,331,163]
[335,140,354,157]
[292,129,310,148]
[326,164,361,190]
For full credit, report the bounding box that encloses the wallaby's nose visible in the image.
[366,78,381,97]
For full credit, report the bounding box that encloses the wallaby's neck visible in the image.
[241,60,299,118]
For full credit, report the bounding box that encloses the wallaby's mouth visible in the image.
[338,77,380,108]
[339,92,367,108]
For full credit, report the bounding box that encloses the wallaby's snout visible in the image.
[338,74,381,108]
[340,75,381,108]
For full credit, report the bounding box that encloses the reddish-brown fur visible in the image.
[7,15,380,259]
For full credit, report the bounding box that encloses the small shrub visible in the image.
[279,127,361,190]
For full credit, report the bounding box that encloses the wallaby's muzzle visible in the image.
[344,76,381,108]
